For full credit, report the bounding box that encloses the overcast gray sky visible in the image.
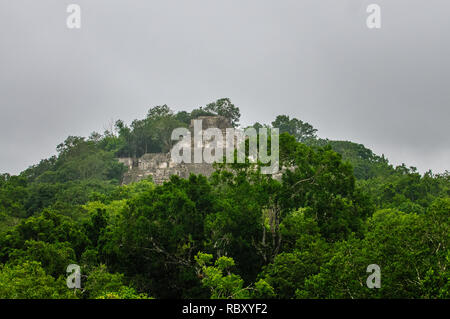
[0,0,449,175]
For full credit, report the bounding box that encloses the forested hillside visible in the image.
[0,99,448,299]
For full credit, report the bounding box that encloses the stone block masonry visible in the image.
[117,116,231,185]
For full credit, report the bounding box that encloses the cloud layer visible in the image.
[0,0,449,174]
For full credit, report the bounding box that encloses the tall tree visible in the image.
[204,98,241,127]
[272,115,317,142]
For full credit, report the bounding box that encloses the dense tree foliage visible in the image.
[0,100,448,299]
[271,115,317,143]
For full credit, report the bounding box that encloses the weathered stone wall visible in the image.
[191,115,231,131]
[118,116,231,185]
[118,115,285,185]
